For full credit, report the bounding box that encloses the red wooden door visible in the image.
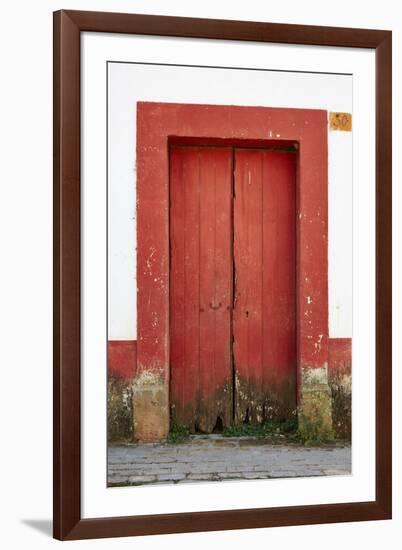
[233,149,296,424]
[170,146,296,432]
[170,147,233,433]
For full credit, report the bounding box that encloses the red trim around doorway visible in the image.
[136,102,329,402]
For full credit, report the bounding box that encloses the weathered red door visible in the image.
[170,146,296,432]
[170,147,233,433]
[233,150,296,424]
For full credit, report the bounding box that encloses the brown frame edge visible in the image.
[53,9,392,540]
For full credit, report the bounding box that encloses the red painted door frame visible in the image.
[136,102,328,439]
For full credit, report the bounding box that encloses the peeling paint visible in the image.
[145,246,156,274]
[301,364,328,386]
[314,334,324,353]
[133,367,164,388]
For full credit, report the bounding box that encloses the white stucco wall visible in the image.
[108,60,353,340]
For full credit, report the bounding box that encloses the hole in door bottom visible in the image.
[212,416,224,433]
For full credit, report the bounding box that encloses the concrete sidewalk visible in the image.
[108,436,351,486]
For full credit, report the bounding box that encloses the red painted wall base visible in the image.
[108,341,137,381]
[107,338,351,383]
[328,338,352,376]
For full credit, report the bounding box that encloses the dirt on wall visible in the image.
[328,339,352,441]
[107,372,351,443]
[329,369,352,441]
[107,375,133,442]
[107,380,351,443]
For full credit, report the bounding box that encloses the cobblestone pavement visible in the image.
[108,436,351,486]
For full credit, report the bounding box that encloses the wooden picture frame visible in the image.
[53,9,392,540]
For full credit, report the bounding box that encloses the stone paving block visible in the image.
[252,464,274,471]
[148,455,177,463]
[109,469,140,477]
[226,465,256,473]
[168,463,194,474]
[242,472,270,479]
[323,469,351,476]
[128,475,157,484]
[157,473,186,481]
[188,462,228,473]
[111,463,145,471]
[218,472,244,479]
[108,475,129,484]
[140,464,174,473]
[187,473,219,481]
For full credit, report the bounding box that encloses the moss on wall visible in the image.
[298,389,334,444]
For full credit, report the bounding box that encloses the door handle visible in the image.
[209,301,222,310]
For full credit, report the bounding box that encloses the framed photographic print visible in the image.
[53,10,392,540]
